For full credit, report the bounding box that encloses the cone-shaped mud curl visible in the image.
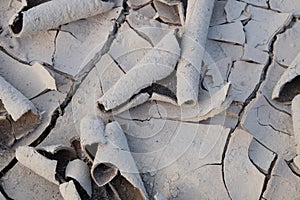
[97,29,180,111]
[8,0,116,37]
[273,53,300,102]
[91,121,148,199]
[292,95,300,153]
[0,75,40,140]
[176,0,215,106]
[80,115,107,161]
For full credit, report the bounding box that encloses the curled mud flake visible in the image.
[122,83,232,122]
[91,121,148,199]
[109,93,150,115]
[80,115,106,161]
[108,82,179,115]
[0,101,7,116]
[177,83,231,121]
[273,53,300,102]
[0,75,40,140]
[8,0,116,37]
[97,29,180,111]
[210,1,227,26]
[274,21,300,68]
[0,75,38,122]
[176,0,215,106]
[0,116,15,149]
[150,92,177,105]
[92,162,119,187]
[110,173,147,200]
[291,94,300,171]
[11,111,40,140]
[292,95,300,154]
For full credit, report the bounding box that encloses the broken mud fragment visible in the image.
[97,29,180,111]
[264,159,300,200]
[210,1,227,27]
[205,39,244,64]
[176,0,215,106]
[90,121,148,199]
[269,0,300,15]
[52,7,121,77]
[202,57,232,92]
[127,9,173,46]
[127,0,152,9]
[248,139,276,174]
[228,61,264,102]
[208,21,245,45]
[8,0,116,37]
[138,4,156,19]
[244,6,291,51]
[242,0,268,8]
[273,53,300,102]
[242,44,269,65]
[224,0,247,22]
[153,0,184,25]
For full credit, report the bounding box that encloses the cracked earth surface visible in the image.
[1,0,300,199]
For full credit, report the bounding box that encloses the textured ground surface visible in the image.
[1,0,300,199]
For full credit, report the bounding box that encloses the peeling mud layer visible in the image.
[1,0,300,199]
